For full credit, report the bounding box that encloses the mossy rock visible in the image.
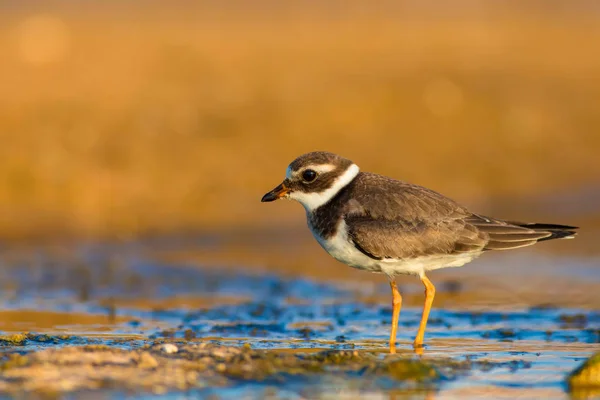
[0,333,28,346]
[368,359,440,382]
[0,333,74,347]
[568,352,600,389]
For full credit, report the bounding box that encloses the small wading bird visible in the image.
[261,152,578,353]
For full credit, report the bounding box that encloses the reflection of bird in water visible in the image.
[262,152,578,353]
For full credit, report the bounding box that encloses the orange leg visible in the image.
[389,279,402,354]
[413,274,436,349]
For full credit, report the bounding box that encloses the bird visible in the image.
[261,151,578,353]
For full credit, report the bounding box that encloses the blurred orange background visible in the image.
[1,1,599,239]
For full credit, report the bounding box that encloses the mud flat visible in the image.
[0,340,543,397]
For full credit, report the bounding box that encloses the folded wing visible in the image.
[344,173,578,260]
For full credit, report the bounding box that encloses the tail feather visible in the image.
[468,215,579,251]
[511,222,578,242]
[486,231,551,242]
[484,239,539,250]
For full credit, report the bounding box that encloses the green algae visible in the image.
[372,359,439,382]
[216,348,447,385]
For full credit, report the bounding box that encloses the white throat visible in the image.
[289,164,360,212]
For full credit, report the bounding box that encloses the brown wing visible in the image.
[347,215,485,260]
[345,173,486,260]
[346,173,470,222]
[344,173,577,260]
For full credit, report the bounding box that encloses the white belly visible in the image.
[309,220,382,272]
[379,252,481,277]
[308,219,481,277]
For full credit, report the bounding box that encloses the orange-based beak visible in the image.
[261,182,289,202]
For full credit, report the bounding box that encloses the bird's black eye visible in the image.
[302,169,317,182]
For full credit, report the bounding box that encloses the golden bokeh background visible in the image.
[1,1,599,239]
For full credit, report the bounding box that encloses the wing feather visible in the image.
[344,174,486,260]
[341,173,577,259]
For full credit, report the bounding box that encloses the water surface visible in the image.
[0,232,598,398]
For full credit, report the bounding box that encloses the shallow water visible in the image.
[0,232,598,398]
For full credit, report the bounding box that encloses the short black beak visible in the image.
[261,182,289,202]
